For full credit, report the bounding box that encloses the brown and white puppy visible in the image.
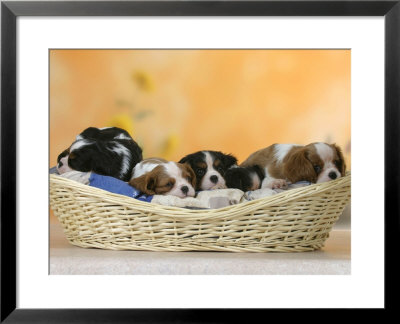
[240,142,346,189]
[129,158,196,198]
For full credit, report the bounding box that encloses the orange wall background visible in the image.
[50,49,351,167]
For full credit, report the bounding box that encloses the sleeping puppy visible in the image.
[224,165,265,192]
[178,151,238,191]
[56,127,143,181]
[237,142,346,190]
[129,158,196,198]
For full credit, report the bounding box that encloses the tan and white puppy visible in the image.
[241,142,346,189]
[129,158,196,198]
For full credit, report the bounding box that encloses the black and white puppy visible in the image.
[179,150,238,190]
[57,127,143,181]
[224,165,265,192]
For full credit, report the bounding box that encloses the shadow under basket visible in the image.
[50,173,351,252]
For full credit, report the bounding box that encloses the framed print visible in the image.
[1,0,399,321]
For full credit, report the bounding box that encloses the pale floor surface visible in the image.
[50,222,350,275]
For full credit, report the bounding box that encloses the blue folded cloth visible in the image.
[49,166,59,174]
[50,166,153,202]
[88,173,153,202]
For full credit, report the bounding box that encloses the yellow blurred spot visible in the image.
[132,71,155,92]
[106,114,135,136]
[160,134,179,159]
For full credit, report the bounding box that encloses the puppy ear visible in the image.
[283,148,316,183]
[178,152,200,166]
[57,148,70,163]
[178,155,189,164]
[332,143,347,176]
[129,174,157,195]
[185,164,197,189]
[222,153,238,168]
[126,140,143,165]
[67,150,93,172]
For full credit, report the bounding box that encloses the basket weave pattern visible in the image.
[50,173,351,252]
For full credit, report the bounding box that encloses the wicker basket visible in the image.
[49,172,351,252]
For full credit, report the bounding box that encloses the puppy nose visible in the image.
[210,175,218,184]
[329,171,337,180]
[181,186,189,195]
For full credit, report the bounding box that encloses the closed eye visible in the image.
[313,165,321,173]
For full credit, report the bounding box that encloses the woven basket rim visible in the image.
[50,172,351,251]
[49,172,351,220]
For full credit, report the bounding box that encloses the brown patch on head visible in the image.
[213,159,224,174]
[129,165,175,195]
[283,146,319,183]
[177,163,196,189]
[330,143,346,176]
[214,159,221,168]
[304,144,325,176]
[195,161,207,169]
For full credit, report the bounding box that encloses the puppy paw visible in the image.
[268,179,288,190]
[211,183,227,190]
[245,188,276,200]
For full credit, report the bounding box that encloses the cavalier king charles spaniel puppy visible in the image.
[57,127,142,181]
[178,150,238,191]
[129,158,196,198]
[225,142,346,191]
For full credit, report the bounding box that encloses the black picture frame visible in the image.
[1,0,398,322]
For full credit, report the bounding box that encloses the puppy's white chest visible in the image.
[250,173,261,191]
